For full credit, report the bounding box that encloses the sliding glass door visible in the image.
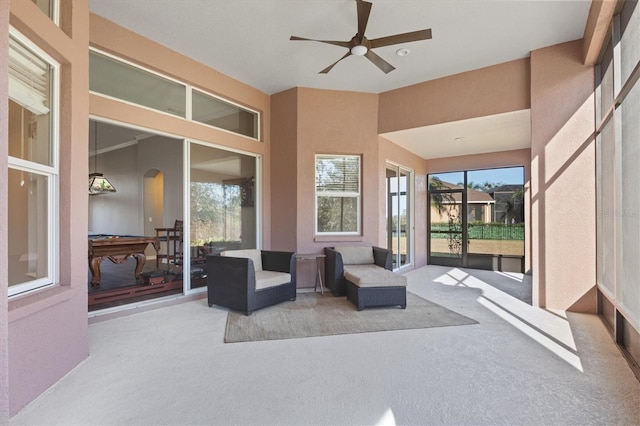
[428,167,525,272]
[386,163,412,270]
[185,142,258,292]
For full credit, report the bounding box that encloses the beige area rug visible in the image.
[224,292,478,343]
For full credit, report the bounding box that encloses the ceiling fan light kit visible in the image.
[290,0,432,74]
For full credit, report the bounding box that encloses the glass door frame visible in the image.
[385,162,414,271]
[183,139,262,295]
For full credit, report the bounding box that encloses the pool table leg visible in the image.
[89,256,103,287]
[133,253,146,280]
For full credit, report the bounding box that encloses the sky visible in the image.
[430,166,524,187]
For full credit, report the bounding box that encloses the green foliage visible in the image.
[431,222,525,240]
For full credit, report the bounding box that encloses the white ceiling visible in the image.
[89,0,591,159]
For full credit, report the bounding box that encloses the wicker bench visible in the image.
[325,246,407,310]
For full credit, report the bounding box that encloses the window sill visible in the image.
[9,284,80,323]
[314,235,363,243]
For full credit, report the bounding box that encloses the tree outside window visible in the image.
[315,155,360,234]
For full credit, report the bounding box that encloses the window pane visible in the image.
[620,0,640,85]
[32,0,54,19]
[317,196,358,233]
[89,51,186,117]
[316,156,360,193]
[192,90,258,139]
[600,37,614,120]
[619,78,640,324]
[8,36,53,167]
[399,169,410,267]
[8,169,49,287]
[190,143,256,253]
[600,118,616,294]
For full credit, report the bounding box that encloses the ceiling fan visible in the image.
[290,0,432,74]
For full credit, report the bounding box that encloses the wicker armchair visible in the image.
[324,246,392,296]
[207,249,296,315]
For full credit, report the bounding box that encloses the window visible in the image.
[315,155,361,234]
[192,89,259,139]
[89,49,261,140]
[32,0,57,23]
[8,31,59,296]
[89,50,186,118]
[595,0,640,355]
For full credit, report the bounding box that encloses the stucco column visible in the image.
[530,40,596,312]
[0,0,11,422]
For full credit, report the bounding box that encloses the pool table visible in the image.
[88,235,160,287]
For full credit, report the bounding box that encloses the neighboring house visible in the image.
[429,180,495,224]
[487,184,525,224]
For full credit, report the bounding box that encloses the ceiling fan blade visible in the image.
[319,51,352,74]
[369,29,432,49]
[365,50,395,74]
[356,0,372,39]
[290,36,351,49]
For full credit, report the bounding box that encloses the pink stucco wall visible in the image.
[0,0,9,422]
[378,58,530,134]
[6,0,90,416]
[530,40,596,312]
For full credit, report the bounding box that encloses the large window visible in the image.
[315,155,361,235]
[7,31,59,296]
[428,167,525,272]
[189,143,257,257]
[596,0,640,362]
[89,49,260,140]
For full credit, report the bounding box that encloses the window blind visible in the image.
[316,155,360,193]
[9,36,50,115]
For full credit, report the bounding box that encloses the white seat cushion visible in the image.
[344,265,407,288]
[255,270,291,290]
[335,246,374,265]
[221,249,263,271]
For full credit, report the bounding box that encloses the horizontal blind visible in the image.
[8,36,50,115]
[316,155,360,193]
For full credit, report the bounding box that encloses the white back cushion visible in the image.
[221,249,263,272]
[335,246,374,265]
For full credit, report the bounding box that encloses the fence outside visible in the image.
[431,223,525,240]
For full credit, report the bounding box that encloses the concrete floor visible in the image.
[10,265,640,425]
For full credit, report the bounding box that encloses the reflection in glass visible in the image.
[90,51,186,117]
[190,144,256,254]
[386,165,412,269]
[192,89,258,139]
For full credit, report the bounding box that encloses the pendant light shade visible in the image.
[89,122,116,195]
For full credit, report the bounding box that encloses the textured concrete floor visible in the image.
[10,265,640,425]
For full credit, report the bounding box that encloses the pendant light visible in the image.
[88,121,116,195]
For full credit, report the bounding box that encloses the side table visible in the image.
[295,253,326,294]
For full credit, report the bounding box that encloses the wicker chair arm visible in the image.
[372,246,393,270]
[324,247,345,293]
[207,255,256,294]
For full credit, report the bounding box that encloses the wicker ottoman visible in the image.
[344,266,407,311]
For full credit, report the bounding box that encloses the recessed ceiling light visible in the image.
[454,137,465,142]
[396,48,410,57]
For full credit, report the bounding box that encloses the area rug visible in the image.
[224,291,478,343]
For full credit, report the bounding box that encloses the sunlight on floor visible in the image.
[435,268,584,372]
[375,408,397,426]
